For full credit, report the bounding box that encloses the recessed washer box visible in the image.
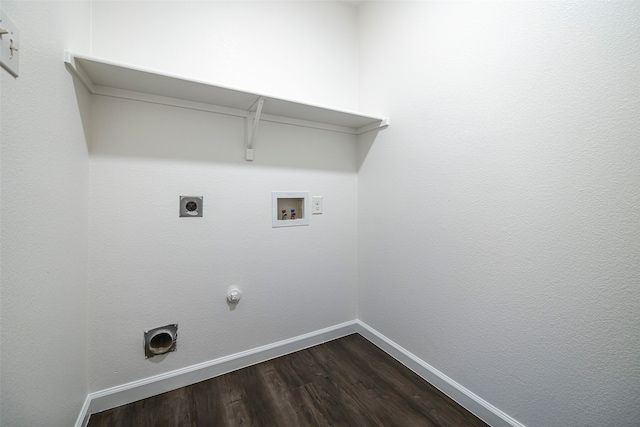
[272,191,310,228]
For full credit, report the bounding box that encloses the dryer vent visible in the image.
[144,324,177,358]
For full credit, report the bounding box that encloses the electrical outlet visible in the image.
[312,196,323,214]
[0,9,19,77]
[179,196,203,217]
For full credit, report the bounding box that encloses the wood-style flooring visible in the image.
[88,334,488,427]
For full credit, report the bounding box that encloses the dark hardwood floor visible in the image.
[88,334,488,427]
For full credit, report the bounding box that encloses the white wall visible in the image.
[357,2,640,427]
[91,0,359,111]
[4,2,637,425]
[0,1,91,425]
[87,1,359,391]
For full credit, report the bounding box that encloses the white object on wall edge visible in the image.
[0,9,20,77]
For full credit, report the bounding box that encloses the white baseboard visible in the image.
[74,320,359,427]
[354,320,525,427]
[74,395,92,427]
[76,319,524,427]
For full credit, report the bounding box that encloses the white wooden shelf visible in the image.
[64,51,389,136]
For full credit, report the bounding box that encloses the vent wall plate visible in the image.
[144,324,178,358]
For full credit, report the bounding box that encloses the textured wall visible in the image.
[0,1,91,425]
[86,2,359,392]
[5,2,638,425]
[357,2,640,426]
[91,0,359,111]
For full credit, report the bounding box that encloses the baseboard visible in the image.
[75,320,359,427]
[74,395,92,427]
[76,319,524,427]
[354,320,525,427]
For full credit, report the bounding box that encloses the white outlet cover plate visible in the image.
[0,9,19,77]
[312,196,323,214]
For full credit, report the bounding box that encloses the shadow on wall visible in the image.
[68,81,384,173]
[72,77,92,145]
[357,128,379,172]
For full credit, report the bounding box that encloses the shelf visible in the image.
[64,51,389,136]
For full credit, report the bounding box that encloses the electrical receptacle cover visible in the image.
[180,196,203,217]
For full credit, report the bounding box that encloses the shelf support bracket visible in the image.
[246,97,265,161]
